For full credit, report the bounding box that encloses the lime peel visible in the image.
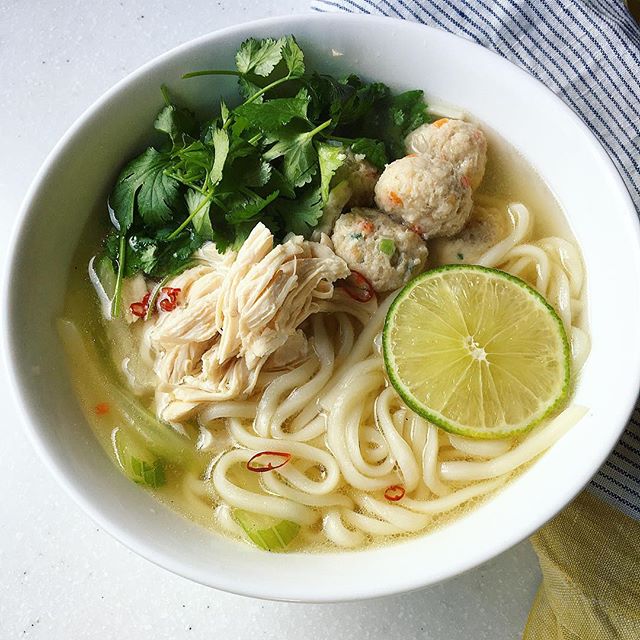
[382,264,570,439]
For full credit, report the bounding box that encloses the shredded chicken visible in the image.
[149,223,349,421]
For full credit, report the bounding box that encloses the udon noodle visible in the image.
[62,107,590,551]
[137,198,588,549]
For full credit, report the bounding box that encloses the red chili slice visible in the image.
[130,292,151,318]
[408,224,424,238]
[384,485,406,502]
[338,270,375,303]
[246,451,292,473]
[157,287,181,312]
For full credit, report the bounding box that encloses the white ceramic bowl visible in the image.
[5,14,640,602]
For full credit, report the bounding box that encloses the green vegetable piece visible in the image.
[233,509,300,551]
[220,100,230,126]
[112,427,166,488]
[110,148,179,230]
[350,138,388,169]
[154,103,197,145]
[263,119,331,188]
[185,189,214,240]
[234,89,310,133]
[210,127,230,187]
[366,89,429,159]
[58,319,197,466]
[236,37,285,77]
[317,142,345,203]
[171,140,212,186]
[281,35,305,78]
[274,185,324,237]
[379,238,396,256]
[226,190,280,223]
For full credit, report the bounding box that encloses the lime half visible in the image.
[383,265,570,439]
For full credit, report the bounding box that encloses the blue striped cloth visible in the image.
[312,0,640,519]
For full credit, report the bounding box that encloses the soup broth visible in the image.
[62,119,588,552]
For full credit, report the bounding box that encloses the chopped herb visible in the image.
[379,238,396,256]
[457,252,464,260]
[350,232,364,240]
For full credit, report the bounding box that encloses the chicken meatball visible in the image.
[429,203,510,265]
[331,208,429,292]
[405,118,487,189]
[374,154,473,240]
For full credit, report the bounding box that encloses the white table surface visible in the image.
[0,2,541,637]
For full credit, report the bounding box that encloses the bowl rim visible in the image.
[4,12,640,603]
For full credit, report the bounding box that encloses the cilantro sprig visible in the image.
[105,35,429,316]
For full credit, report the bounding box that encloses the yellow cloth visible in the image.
[524,491,640,639]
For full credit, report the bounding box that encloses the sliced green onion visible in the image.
[379,238,396,256]
[233,509,300,551]
[112,427,166,488]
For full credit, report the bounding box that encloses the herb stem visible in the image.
[307,118,333,138]
[182,69,243,79]
[163,171,209,196]
[243,74,293,106]
[144,274,171,320]
[167,191,213,239]
[323,134,354,144]
[110,233,127,318]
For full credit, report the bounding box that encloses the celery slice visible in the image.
[233,509,300,551]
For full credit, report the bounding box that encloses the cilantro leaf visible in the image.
[361,89,429,158]
[264,130,317,189]
[304,73,389,129]
[210,127,229,187]
[336,76,390,125]
[282,35,305,78]
[154,103,197,145]
[350,137,388,169]
[236,37,285,77]
[226,190,280,223]
[109,148,179,231]
[263,119,331,188]
[317,142,345,203]
[186,189,214,241]
[231,156,272,188]
[125,229,207,278]
[263,167,296,199]
[273,185,324,237]
[238,76,264,102]
[171,140,212,185]
[234,89,310,133]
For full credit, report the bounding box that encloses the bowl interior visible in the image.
[6,14,640,602]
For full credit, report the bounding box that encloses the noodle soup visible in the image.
[60,36,588,552]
